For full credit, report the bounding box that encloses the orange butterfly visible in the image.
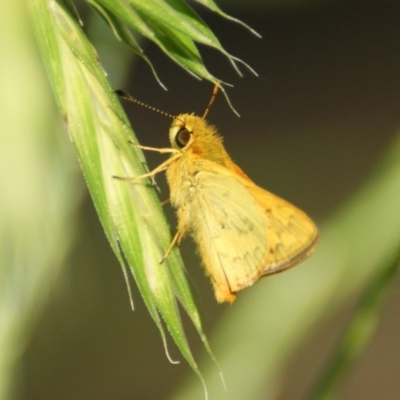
[117,86,318,303]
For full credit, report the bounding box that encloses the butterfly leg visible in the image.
[113,152,182,182]
[160,229,184,264]
[129,141,179,155]
[160,198,170,206]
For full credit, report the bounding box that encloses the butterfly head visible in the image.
[169,113,225,157]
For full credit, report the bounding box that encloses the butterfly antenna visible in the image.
[115,89,176,119]
[202,82,220,119]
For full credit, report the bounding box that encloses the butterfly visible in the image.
[116,86,318,303]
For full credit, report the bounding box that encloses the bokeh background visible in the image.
[2,1,400,399]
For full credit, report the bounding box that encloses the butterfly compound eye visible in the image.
[175,128,192,148]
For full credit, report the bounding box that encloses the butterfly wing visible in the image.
[247,185,318,275]
[183,168,270,303]
[173,160,318,303]
[222,157,318,274]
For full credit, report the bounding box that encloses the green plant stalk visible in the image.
[308,243,400,400]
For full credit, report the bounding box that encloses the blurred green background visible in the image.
[2,1,400,399]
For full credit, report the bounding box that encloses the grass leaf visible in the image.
[30,0,230,389]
